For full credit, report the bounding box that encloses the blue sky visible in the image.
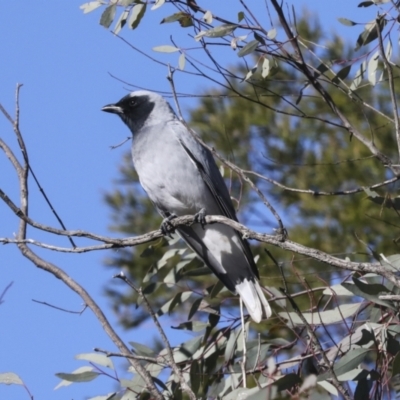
[0,1,379,399]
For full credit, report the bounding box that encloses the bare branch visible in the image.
[115,272,197,400]
[376,17,400,162]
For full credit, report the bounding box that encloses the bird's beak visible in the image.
[101,104,123,114]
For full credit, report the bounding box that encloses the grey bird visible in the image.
[102,91,271,322]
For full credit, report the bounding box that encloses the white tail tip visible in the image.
[235,279,272,323]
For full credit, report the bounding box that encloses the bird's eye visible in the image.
[129,99,136,107]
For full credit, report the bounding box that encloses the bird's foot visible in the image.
[161,213,178,238]
[194,208,207,229]
[273,227,288,242]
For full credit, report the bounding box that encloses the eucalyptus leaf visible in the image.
[279,302,362,326]
[100,4,116,28]
[152,45,180,53]
[128,4,146,30]
[151,0,165,11]
[80,1,103,14]
[172,320,209,331]
[56,369,99,384]
[129,341,155,356]
[196,24,237,40]
[75,353,114,369]
[338,17,357,26]
[0,372,23,385]
[237,40,259,57]
[318,348,370,381]
[178,53,186,70]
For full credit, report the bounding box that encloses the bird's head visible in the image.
[102,90,175,133]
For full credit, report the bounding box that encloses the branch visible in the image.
[269,0,397,173]
[4,84,163,399]
[115,273,197,400]
[376,17,400,162]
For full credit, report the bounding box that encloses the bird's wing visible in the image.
[172,122,260,279]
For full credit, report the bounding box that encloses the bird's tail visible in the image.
[235,279,272,323]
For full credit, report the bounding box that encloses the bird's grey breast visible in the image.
[131,121,212,215]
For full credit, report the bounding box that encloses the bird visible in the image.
[102,90,271,323]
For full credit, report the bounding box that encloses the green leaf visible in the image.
[87,394,118,400]
[55,369,99,384]
[80,1,103,14]
[317,380,339,396]
[358,1,374,7]
[392,351,400,376]
[273,373,302,391]
[0,372,23,385]
[332,65,351,84]
[140,245,154,258]
[237,40,259,57]
[152,45,180,53]
[349,60,366,91]
[129,341,155,356]
[238,11,245,22]
[368,51,379,86]
[208,305,220,328]
[318,348,370,381]
[188,297,202,320]
[190,360,201,395]
[75,353,114,369]
[244,342,270,369]
[224,327,239,362]
[385,38,392,62]
[225,387,261,400]
[100,4,116,28]
[209,279,225,298]
[182,266,211,277]
[128,4,146,30]
[279,302,362,326]
[261,58,270,78]
[142,282,163,295]
[244,64,258,81]
[161,335,203,363]
[157,291,192,316]
[386,332,400,356]
[151,0,165,11]
[338,17,357,26]
[178,53,185,70]
[355,18,387,51]
[172,321,209,331]
[323,283,354,297]
[113,9,129,35]
[203,10,213,24]
[354,378,371,400]
[354,329,375,346]
[381,254,400,271]
[254,32,266,45]
[342,277,394,310]
[267,28,277,39]
[196,24,237,40]
[160,11,192,27]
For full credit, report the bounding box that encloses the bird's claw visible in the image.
[194,208,207,229]
[161,213,178,238]
[273,227,288,242]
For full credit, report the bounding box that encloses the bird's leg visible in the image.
[160,213,178,238]
[194,208,207,229]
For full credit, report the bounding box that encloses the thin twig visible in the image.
[94,347,168,366]
[32,299,88,314]
[114,272,197,400]
[376,16,400,162]
[7,84,163,399]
